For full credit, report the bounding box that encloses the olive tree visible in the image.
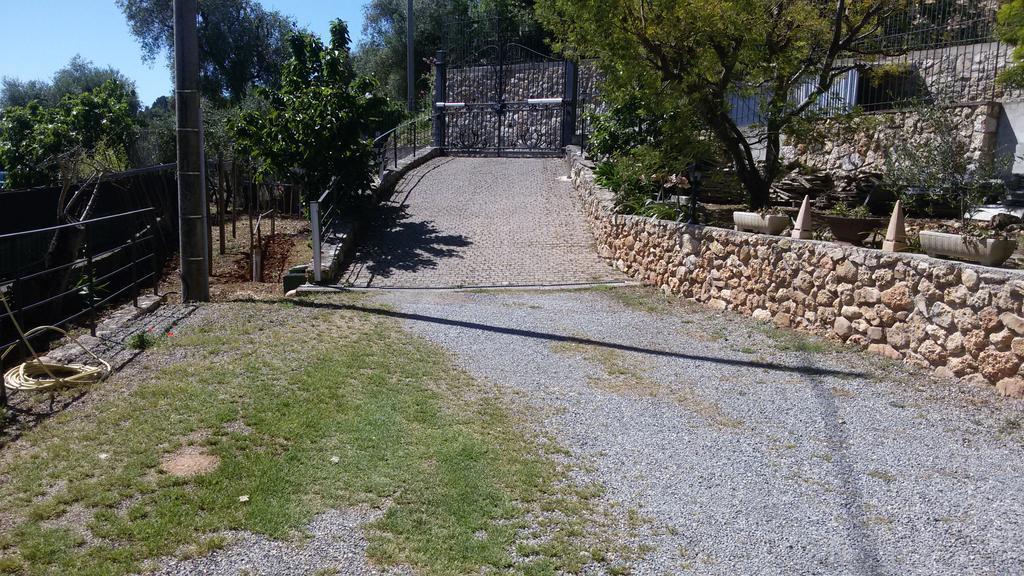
[536,0,910,208]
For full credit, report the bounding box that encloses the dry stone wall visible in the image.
[782,103,1000,188]
[566,147,1024,398]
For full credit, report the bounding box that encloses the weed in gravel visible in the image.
[831,386,856,399]
[585,285,673,314]
[867,469,897,483]
[128,331,156,351]
[758,325,835,354]
[0,297,628,576]
[551,341,743,429]
[998,417,1021,436]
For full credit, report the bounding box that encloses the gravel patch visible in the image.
[147,506,413,576]
[376,287,1024,576]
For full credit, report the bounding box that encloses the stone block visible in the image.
[834,317,854,339]
[996,377,1024,398]
[880,284,913,312]
[978,350,1022,382]
[1000,313,1024,336]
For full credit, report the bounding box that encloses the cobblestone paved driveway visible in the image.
[340,156,622,288]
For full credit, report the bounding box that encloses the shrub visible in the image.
[0,80,136,188]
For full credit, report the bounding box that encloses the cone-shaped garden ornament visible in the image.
[791,195,814,239]
[882,200,908,252]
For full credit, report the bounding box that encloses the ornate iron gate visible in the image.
[434,40,577,155]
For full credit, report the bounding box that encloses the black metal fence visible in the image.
[0,208,167,353]
[372,113,434,178]
[730,0,1009,126]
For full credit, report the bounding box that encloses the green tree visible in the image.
[537,0,910,209]
[0,81,137,188]
[998,0,1024,88]
[356,0,544,103]
[116,0,298,103]
[1,55,140,112]
[231,20,401,200]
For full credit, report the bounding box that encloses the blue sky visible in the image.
[0,1,369,107]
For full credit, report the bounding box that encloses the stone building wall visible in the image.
[566,147,1024,398]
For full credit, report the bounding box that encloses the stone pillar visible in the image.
[562,60,578,148]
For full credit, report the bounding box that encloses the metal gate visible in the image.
[433,40,577,155]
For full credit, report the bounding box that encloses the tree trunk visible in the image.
[707,115,773,210]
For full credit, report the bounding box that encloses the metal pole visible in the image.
[310,201,322,283]
[173,0,210,302]
[562,60,578,149]
[407,0,416,113]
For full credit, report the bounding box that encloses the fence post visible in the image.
[562,60,578,149]
[433,50,447,149]
[84,223,97,337]
[310,201,322,284]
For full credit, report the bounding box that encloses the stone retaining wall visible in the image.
[783,103,1001,189]
[566,147,1024,398]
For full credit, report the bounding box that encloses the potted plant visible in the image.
[733,207,790,235]
[816,201,884,246]
[918,190,1019,267]
[884,105,1017,266]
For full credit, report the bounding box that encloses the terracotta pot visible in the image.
[817,214,884,246]
[919,230,1017,267]
[733,212,789,235]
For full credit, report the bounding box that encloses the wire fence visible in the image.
[0,208,168,354]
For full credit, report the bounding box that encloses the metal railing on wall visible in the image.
[729,1,1009,127]
[372,114,434,179]
[307,114,434,284]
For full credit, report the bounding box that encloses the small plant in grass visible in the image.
[128,331,155,351]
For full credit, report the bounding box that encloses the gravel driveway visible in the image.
[377,286,1024,576]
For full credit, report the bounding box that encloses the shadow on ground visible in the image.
[343,203,473,285]
[293,299,866,379]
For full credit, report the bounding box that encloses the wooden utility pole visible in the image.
[407,0,415,112]
[174,0,210,302]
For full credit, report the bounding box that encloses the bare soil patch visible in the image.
[160,446,220,478]
[158,214,312,303]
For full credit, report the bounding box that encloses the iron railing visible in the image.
[730,0,1007,126]
[308,115,435,283]
[373,114,434,179]
[0,208,164,353]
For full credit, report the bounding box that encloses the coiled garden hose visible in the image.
[1,291,110,392]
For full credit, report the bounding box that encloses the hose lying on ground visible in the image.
[1,292,110,393]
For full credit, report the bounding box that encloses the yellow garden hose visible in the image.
[1,291,110,393]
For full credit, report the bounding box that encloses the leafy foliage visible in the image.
[1,55,140,112]
[231,21,401,201]
[595,145,692,221]
[537,0,911,209]
[116,0,298,103]
[0,81,137,188]
[884,105,1005,222]
[998,0,1024,88]
[356,0,544,103]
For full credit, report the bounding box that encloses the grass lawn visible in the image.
[0,294,627,575]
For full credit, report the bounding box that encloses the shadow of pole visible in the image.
[292,299,868,379]
[803,351,885,575]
